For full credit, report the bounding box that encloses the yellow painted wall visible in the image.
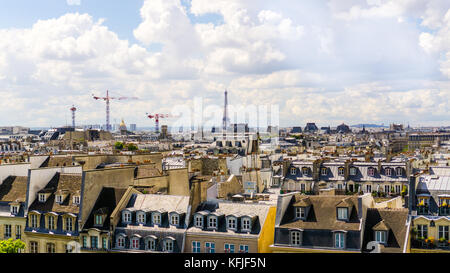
[258,206,276,253]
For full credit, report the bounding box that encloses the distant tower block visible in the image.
[70,105,77,128]
[222,90,230,134]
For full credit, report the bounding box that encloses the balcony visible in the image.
[411,238,450,251]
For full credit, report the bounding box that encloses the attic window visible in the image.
[73,196,80,205]
[368,168,375,176]
[208,216,217,229]
[152,212,161,225]
[337,208,348,221]
[241,217,251,232]
[95,215,103,226]
[290,168,297,175]
[290,230,302,246]
[385,168,392,176]
[321,168,328,176]
[170,214,179,226]
[56,195,63,204]
[295,207,306,220]
[375,231,387,244]
[350,167,357,176]
[396,167,403,176]
[38,194,46,203]
[227,217,237,230]
[195,215,203,228]
[302,168,309,175]
[338,168,345,176]
[10,205,19,215]
[122,211,131,224]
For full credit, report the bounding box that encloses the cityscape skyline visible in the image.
[0,0,449,128]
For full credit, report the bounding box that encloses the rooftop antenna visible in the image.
[70,105,77,128]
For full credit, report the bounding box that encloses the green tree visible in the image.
[127,143,138,151]
[0,238,25,253]
[114,142,124,150]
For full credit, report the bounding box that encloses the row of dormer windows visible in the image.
[116,235,175,252]
[122,210,182,227]
[295,206,349,221]
[28,212,76,232]
[38,193,80,205]
[193,214,253,232]
[291,166,405,177]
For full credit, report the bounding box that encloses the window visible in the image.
[439,226,449,240]
[131,238,140,249]
[337,208,348,220]
[321,168,328,176]
[227,217,236,229]
[239,245,249,253]
[366,185,372,193]
[302,168,309,175]
[350,167,356,176]
[417,225,428,238]
[368,168,375,176]
[30,214,38,228]
[82,236,87,248]
[102,238,108,249]
[65,217,73,231]
[146,238,156,251]
[153,213,161,225]
[295,207,305,219]
[335,233,345,249]
[4,225,11,238]
[46,243,55,253]
[290,230,302,246]
[385,168,392,176]
[171,214,179,226]
[395,185,401,194]
[301,184,306,192]
[95,215,103,226]
[30,241,38,253]
[242,218,251,231]
[73,196,80,205]
[338,184,343,190]
[15,226,21,240]
[338,168,345,176]
[163,240,174,252]
[123,211,131,223]
[91,236,98,249]
[290,168,297,175]
[224,243,235,253]
[117,236,125,248]
[384,185,390,193]
[375,231,387,244]
[208,216,217,229]
[38,194,46,202]
[205,242,215,253]
[195,216,203,228]
[396,168,403,176]
[192,241,201,253]
[137,213,146,224]
[48,216,55,230]
[11,205,18,215]
[56,195,63,203]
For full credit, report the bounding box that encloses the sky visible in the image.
[0,0,449,128]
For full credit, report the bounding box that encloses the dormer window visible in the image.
[227,217,237,230]
[38,193,46,203]
[295,207,306,219]
[334,232,345,249]
[170,214,179,226]
[56,195,63,204]
[350,167,357,176]
[375,231,387,244]
[338,167,345,176]
[116,235,126,248]
[290,168,297,175]
[337,208,348,221]
[321,168,328,176]
[64,216,73,232]
[241,217,251,232]
[290,230,302,246]
[208,216,217,229]
[10,205,19,215]
[195,215,203,228]
[95,215,103,226]
[163,238,174,252]
[145,236,157,251]
[368,168,375,176]
[137,212,146,224]
[396,167,403,176]
[130,236,140,250]
[152,212,161,225]
[48,215,56,230]
[122,211,131,224]
[385,168,392,176]
[302,167,309,175]
[73,196,80,205]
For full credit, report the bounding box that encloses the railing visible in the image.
[411,239,450,250]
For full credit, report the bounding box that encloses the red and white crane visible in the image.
[70,105,77,128]
[92,90,138,131]
[146,113,171,133]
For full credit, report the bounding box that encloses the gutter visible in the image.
[403,215,412,253]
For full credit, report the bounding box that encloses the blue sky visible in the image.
[0,0,448,128]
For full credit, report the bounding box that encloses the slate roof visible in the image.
[0,176,28,203]
[187,200,271,237]
[279,194,361,231]
[83,187,127,231]
[320,162,346,181]
[348,162,408,182]
[28,173,82,214]
[362,208,409,253]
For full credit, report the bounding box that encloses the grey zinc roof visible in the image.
[430,166,450,177]
[417,175,450,192]
[349,162,408,182]
[127,194,190,214]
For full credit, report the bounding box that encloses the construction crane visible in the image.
[146,113,170,133]
[70,105,77,128]
[92,90,138,131]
